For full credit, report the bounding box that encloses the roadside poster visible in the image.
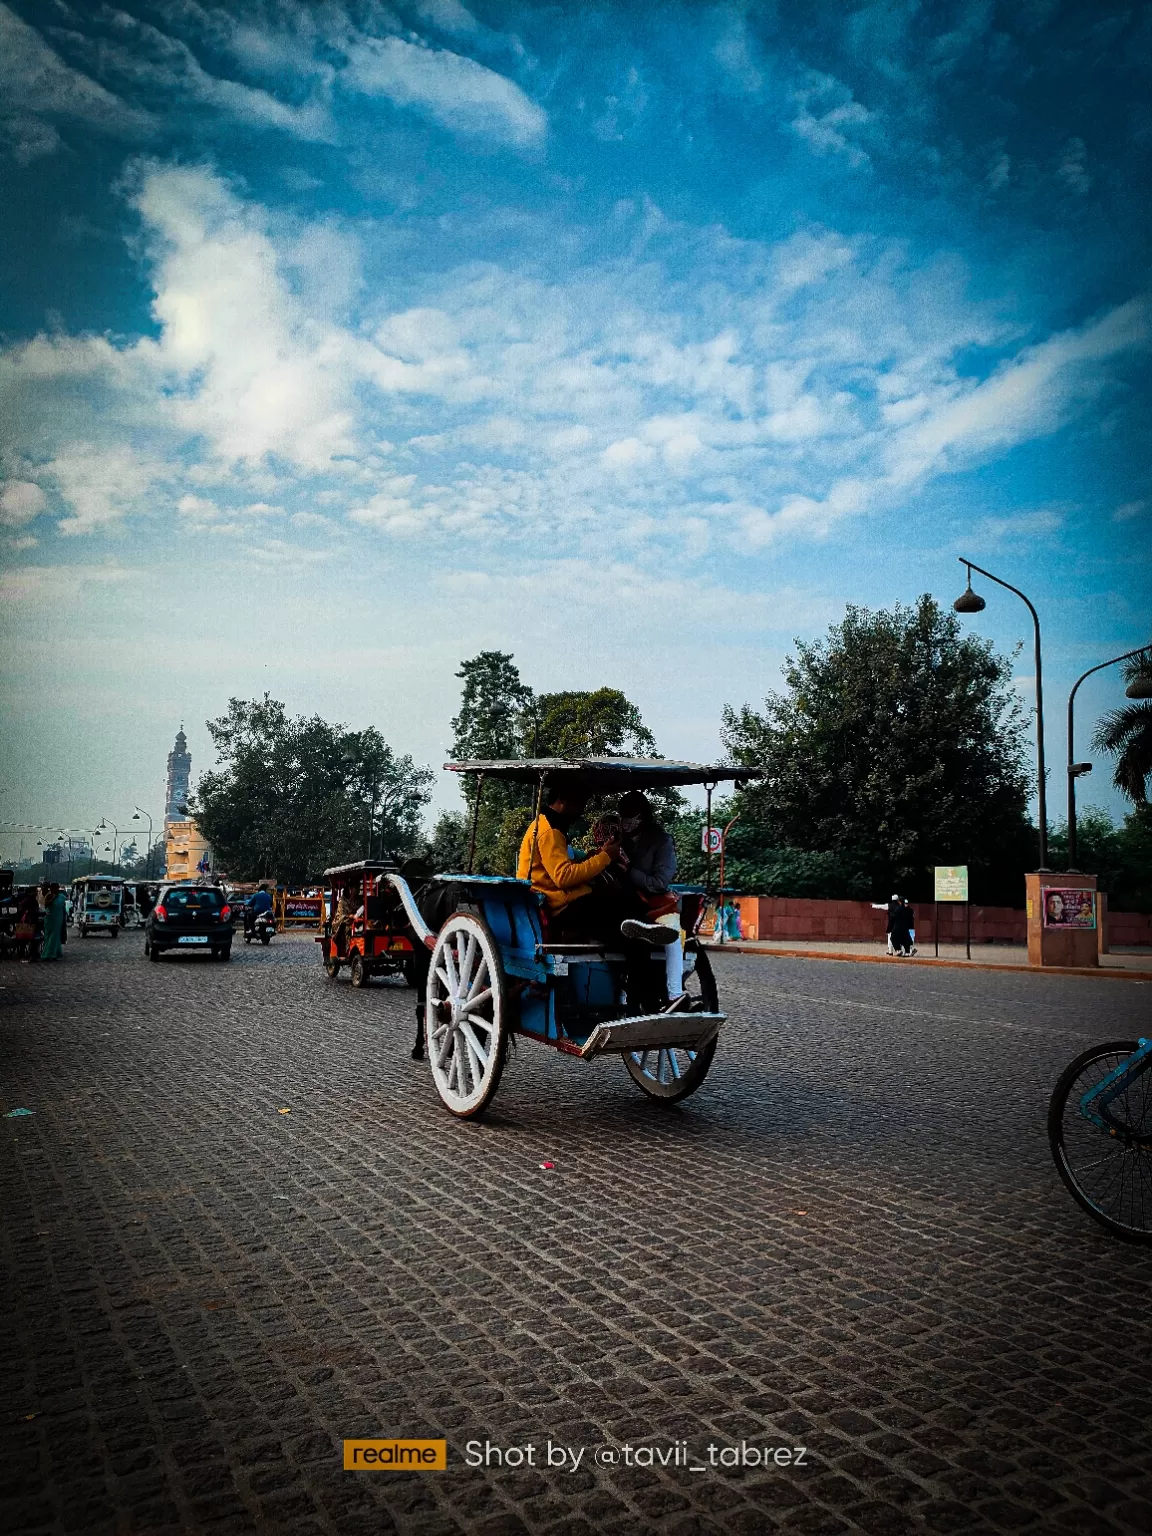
[1042,888,1096,929]
[934,865,969,902]
[702,826,723,854]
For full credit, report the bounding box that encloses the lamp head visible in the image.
[953,584,986,614]
[1069,762,1093,778]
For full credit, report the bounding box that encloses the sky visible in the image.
[1,0,1149,859]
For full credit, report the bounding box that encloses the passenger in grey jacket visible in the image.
[618,791,684,1003]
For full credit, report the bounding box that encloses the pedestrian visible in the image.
[40,882,67,961]
[872,894,902,954]
[903,897,918,955]
[15,886,40,962]
[889,897,914,957]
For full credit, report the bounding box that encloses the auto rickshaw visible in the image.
[73,875,125,937]
[317,859,433,988]
[395,757,763,1119]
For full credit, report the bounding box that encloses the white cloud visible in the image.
[341,35,546,145]
[886,297,1151,488]
[791,74,873,168]
[47,445,163,535]
[0,3,152,159]
[1113,499,1147,523]
[0,480,47,527]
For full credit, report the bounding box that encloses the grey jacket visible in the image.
[623,822,677,895]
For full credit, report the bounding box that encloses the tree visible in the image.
[446,655,662,873]
[1047,806,1152,912]
[191,695,433,882]
[523,689,657,759]
[1091,649,1152,803]
[722,596,1034,899]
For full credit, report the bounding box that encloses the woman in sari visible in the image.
[40,883,67,960]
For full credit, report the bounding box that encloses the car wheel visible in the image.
[148,944,162,962]
[260,933,271,946]
[110,926,118,939]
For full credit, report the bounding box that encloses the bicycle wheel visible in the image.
[623,945,719,1105]
[1048,1040,1152,1243]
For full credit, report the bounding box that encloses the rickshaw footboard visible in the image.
[566,1011,724,1059]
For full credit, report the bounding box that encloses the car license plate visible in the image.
[178,935,210,945]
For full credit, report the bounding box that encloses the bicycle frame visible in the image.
[1078,1037,1152,1145]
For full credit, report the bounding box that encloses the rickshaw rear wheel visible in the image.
[624,945,719,1104]
[425,913,508,1119]
[349,953,369,988]
[324,955,340,978]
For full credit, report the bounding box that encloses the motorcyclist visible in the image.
[244,884,274,936]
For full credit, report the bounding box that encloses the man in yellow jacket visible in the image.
[518,787,676,948]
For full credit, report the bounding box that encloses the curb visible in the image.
[703,943,1152,983]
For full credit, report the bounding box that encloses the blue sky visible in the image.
[1,0,1149,851]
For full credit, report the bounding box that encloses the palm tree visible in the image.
[1091,649,1152,803]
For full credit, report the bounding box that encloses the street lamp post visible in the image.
[99,818,120,871]
[954,558,1050,870]
[133,808,155,879]
[1066,647,1152,869]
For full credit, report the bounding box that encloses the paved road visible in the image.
[2,934,1150,1536]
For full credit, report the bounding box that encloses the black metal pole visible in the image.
[966,899,971,961]
[1066,646,1149,870]
[934,901,939,958]
[466,774,485,875]
[957,559,1049,869]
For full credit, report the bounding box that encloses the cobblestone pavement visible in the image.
[2,934,1150,1536]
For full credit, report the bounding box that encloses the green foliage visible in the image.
[425,811,469,873]
[191,695,433,883]
[524,689,657,758]
[671,804,871,899]
[1048,806,1152,912]
[722,596,1034,899]
[1091,649,1152,803]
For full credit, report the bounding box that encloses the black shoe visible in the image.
[620,918,678,947]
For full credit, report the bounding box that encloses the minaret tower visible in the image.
[164,727,192,825]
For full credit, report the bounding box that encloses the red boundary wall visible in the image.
[727,896,1152,947]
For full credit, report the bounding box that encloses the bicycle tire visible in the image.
[1048,1039,1152,1243]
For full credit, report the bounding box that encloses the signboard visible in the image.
[934,865,969,902]
[702,827,723,855]
[282,896,323,926]
[1041,888,1096,929]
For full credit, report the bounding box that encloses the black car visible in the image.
[145,884,234,961]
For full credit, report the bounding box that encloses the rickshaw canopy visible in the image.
[444,757,766,792]
[322,859,398,881]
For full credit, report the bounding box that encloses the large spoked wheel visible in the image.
[425,914,508,1120]
[1049,1039,1152,1243]
[624,944,719,1104]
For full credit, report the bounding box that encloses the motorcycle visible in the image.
[244,906,276,946]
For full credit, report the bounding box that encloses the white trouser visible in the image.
[657,912,684,997]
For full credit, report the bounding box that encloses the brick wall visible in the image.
[730,896,1027,944]
[1109,909,1152,947]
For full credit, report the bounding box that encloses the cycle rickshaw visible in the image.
[398,757,761,1119]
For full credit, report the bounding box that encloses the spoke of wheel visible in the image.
[466,964,490,1002]
[457,933,475,995]
[668,1050,682,1081]
[463,1033,484,1092]
[443,941,459,999]
[459,1018,490,1072]
[435,965,452,994]
[465,985,492,1012]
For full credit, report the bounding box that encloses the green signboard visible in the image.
[934,865,969,902]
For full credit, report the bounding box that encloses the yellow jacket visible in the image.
[517,813,612,911]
